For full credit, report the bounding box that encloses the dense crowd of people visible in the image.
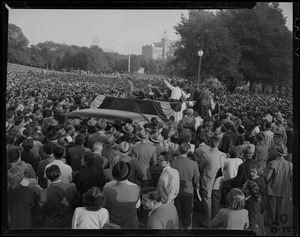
[5,69,294,233]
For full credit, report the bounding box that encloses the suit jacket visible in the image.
[171,155,200,195]
[193,143,211,173]
[234,159,257,188]
[219,131,238,153]
[41,181,81,228]
[21,151,39,174]
[67,145,91,171]
[73,166,106,197]
[200,148,226,190]
[266,157,292,197]
[132,141,157,180]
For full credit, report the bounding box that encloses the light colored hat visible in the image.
[275,143,288,156]
[122,123,134,133]
[117,141,130,153]
[105,134,115,145]
[275,116,284,124]
[136,129,149,141]
[97,118,107,130]
[243,145,254,157]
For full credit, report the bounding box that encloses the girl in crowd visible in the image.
[211,188,249,230]
[72,186,109,229]
[242,180,261,235]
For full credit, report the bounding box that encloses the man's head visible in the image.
[158,151,173,168]
[93,142,103,153]
[141,187,162,211]
[209,136,220,148]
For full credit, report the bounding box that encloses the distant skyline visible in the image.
[7,3,294,55]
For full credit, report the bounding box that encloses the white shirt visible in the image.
[223,158,243,181]
[72,207,109,229]
[164,80,187,100]
[157,166,180,204]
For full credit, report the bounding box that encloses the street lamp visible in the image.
[197,50,204,86]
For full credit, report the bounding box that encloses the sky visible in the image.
[6,3,294,55]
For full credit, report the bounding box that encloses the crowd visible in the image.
[5,69,294,233]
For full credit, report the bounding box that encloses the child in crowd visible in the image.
[72,186,109,229]
[242,180,261,235]
[211,188,249,230]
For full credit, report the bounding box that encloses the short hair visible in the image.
[93,142,103,152]
[45,164,61,181]
[227,188,245,210]
[8,148,21,163]
[180,132,192,143]
[75,136,85,145]
[22,139,34,151]
[224,122,232,130]
[209,136,220,148]
[141,187,162,202]
[53,146,64,159]
[7,161,26,190]
[107,152,121,167]
[249,161,264,176]
[197,133,207,144]
[83,186,105,211]
[244,180,260,201]
[170,133,179,143]
[178,142,190,155]
[82,152,96,167]
[229,146,240,158]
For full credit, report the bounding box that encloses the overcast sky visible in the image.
[7,3,294,55]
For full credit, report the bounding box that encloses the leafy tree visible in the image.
[87,46,111,73]
[7,24,30,64]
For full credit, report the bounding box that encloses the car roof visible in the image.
[68,108,149,123]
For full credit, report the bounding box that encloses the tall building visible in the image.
[142,31,173,59]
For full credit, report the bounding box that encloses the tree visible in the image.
[220,3,292,91]
[172,10,242,88]
[87,46,111,73]
[7,24,30,64]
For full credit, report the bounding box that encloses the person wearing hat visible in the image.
[101,134,118,160]
[237,133,256,161]
[45,127,67,160]
[233,145,257,189]
[171,142,200,229]
[117,141,143,186]
[149,132,168,187]
[254,132,268,171]
[272,116,287,145]
[122,122,134,134]
[73,151,106,197]
[141,187,179,229]
[157,151,180,205]
[87,118,107,149]
[265,143,292,226]
[132,129,157,189]
[102,161,141,228]
[267,129,286,165]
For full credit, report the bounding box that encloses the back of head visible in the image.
[22,139,34,151]
[244,180,260,201]
[93,142,103,152]
[141,187,162,203]
[82,151,96,167]
[8,148,21,163]
[45,164,61,182]
[227,188,245,210]
[229,146,240,158]
[83,186,105,211]
[53,146,64,159]
[209,136,220,148]
[178,142,190,155]
[7,161,26,189]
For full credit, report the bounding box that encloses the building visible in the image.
[142,31,173,59]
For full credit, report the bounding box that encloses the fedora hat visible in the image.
[275,116,284,124]
[105,134,115,145]
[48,119,58,127]
[97,118,107,130]
[149,132,164,143]
[273,128,283,136]
[112,161,131,181]
[275,143,288,156]
[136,129,149,141]
[122,123,134,133]
[243,145,254,157]
[46,128,60,140]
[117,141,130,153]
